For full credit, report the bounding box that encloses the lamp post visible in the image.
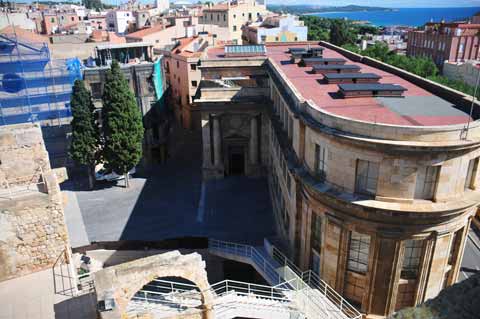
[465,63,480,140]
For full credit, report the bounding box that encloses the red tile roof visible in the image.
[125,24,166,39]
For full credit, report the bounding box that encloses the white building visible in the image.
[0,12,36,32]
[243,14,307,44]
[156,0,170,13]
[106,10,135,34]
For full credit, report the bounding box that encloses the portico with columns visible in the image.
[199,102,268,180]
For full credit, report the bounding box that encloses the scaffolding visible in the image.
[0,32,82,126]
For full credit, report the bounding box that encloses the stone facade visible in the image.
[0,123,70,282]
[195,42,480,317]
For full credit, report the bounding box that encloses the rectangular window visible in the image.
[401,240,424,279]
[190,63,197,71]
[233,25,237,32]
[314,143,326,178]
[465,158,478,190]
[414,166,439,200]
[347,231,370,274]
[191,80,198,87]
[355,160,379,196]
[288,116,293,141]
[310,213,322,252]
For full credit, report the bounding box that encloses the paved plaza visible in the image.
[63,127,276,247]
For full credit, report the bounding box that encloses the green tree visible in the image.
[101,60,144,188]
[69,80,100,189]
[329,20,356,46]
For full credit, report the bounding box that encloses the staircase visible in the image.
[126,278,301,319]
[209,239,362,319]
[124,238,361,319]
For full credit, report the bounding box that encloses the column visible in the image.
[249,115,258,165]
[367,237,402,316]
[213,116,221,167]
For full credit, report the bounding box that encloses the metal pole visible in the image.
[465,66,480,140]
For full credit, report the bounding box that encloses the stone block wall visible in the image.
[0,123,70,282]
[0,123,51,187]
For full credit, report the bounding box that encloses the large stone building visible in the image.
[193,42,480,317]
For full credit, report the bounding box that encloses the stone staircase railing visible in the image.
[209,238,362,319]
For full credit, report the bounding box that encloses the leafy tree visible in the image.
[101,60,144,188]
[69,80,100,189]
[329,19,356,46]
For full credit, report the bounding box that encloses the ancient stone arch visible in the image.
[93,251,214,319]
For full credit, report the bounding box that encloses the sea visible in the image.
[310,7,480,27]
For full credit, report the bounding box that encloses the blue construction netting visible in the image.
[0,32,83,126]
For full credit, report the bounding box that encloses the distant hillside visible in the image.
[268,4,393,15]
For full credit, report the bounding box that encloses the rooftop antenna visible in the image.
[464,64,480,140]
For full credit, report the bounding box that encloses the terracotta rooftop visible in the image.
[206,44,471,127]
[125,24,166,39]
[0,26,49,45]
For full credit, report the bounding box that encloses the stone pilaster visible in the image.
[213,116,222,167]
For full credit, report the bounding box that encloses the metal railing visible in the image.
[272,246,362,319]
[127,278,298,319]
[209,238,362,319]
[209,239,284,285]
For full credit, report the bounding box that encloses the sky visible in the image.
[11,0,480,7]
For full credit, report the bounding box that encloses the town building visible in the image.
[126,16,198,49]
[443,59,480,88]
[243,14,307,44]
[159,34,212,129]
[193,42,480,317]
[0,12,37,32]
[83,42,169,165]
[106,10,135,34]
[199,0,268,44]
[40,10,82,34]
[407,19,480,67]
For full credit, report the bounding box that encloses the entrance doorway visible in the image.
[228,145,245,175]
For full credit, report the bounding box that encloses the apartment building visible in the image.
[41,11,82,34]
[200,0,268,44]
[407,19,480,67]
[126,16,198,48]
[160,34,211,129]
[106,10,135,34]
[193,42,480,317]
[243,14,307,44]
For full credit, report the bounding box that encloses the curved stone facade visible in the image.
[196,42,480,317]
[266,62,479,316]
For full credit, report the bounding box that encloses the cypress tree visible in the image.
[101,60,143,187]
[69,80,100,189]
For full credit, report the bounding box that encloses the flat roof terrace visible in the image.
[206,44,471,126]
